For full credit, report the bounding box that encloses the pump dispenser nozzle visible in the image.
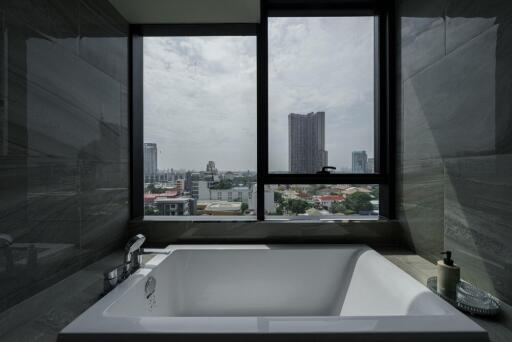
[441,251,454,266]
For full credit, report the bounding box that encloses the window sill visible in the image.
[128,217,401,247]
[142,216,258,222]
[137,215,386,224]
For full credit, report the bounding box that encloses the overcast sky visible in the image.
[144,17,374,172]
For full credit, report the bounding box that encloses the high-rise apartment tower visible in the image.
[288,112,328,173]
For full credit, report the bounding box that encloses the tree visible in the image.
[344,192,373,213]
[145,206,158,215]
[329,201,346,214]
[282,199,312,214]
[276,206,284,215]
[146,183,165,194]
[210,179,233,189]
[240,203,248,214]
[274,191,283,204]
[370,186,379,199]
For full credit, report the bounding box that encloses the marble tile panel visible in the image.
[79,0,128,85]
[403,26,497,160]
[6,0,80,54]
[445,0,508,54]
[400,0,446,80]
[444,154,512,303]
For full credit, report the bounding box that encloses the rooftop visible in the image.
[316,195,345,201]
[154,197,193,204]
[204,201,242,212]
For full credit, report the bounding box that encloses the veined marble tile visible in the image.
[444,154,512,303]
[446,0,510,54]
[79,0,128,85]
[398,159,445,262]
[0,0,129,314]
[400,0,446,80]
[403,26,497,160]
[6,0,80,54]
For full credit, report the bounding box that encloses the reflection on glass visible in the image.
[268,17,375,174]
[143,36,257,217]
[265,184,379,219]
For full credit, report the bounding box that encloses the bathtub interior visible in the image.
[105,246,452,318]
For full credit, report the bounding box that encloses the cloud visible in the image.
[144,16,374,172]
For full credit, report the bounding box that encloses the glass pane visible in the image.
[268,17,375,174]
[143,36,257,217]
[264,184,379,219]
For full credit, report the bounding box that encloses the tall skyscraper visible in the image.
[288,112,328,173]
[144,143,158,180]
[352,150,368,173]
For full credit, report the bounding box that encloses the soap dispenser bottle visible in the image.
[437,251,460,299]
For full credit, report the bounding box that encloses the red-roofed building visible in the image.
[313,194,345,209]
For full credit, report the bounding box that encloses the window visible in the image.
[268,17,375,174]
[139,26,257,218]
[132,1,394,221]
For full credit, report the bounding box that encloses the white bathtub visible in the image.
[59,245,488,342]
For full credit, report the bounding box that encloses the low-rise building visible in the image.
[249,184,276,214]
[313,194,345,209]
[209,186,250,203]
[154,197,196,216]
[143,190,179,205]
[175,179,185,194]
[192,180,210,200]
[200,201,243,216]
[342,186,371,195]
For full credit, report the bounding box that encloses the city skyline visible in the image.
[143,142,372,175]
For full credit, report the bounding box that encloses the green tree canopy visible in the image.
[282,199,312,214]
[329,201,346,214]
[370,186,379,199]
[144,206,158,215]
[274,191,283,204]
[210,179,233,189]
[344,192,373,213]
[146,183,165,194]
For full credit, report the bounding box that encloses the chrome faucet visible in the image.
[123,234,146,277]
[103,234,146,295]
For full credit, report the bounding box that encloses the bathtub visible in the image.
[59,245,488,342]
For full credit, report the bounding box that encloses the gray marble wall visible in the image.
[398,0,512,304]
[0,0,129,313]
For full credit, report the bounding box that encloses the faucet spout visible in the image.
[124,234,146,264]
[123,234,146,276]
[103,234,146,295]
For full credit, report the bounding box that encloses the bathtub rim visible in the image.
[59,244,487,339]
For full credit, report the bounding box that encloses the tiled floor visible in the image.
[0,249,510,341]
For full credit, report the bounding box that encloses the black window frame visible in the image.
[130,0,396,221]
